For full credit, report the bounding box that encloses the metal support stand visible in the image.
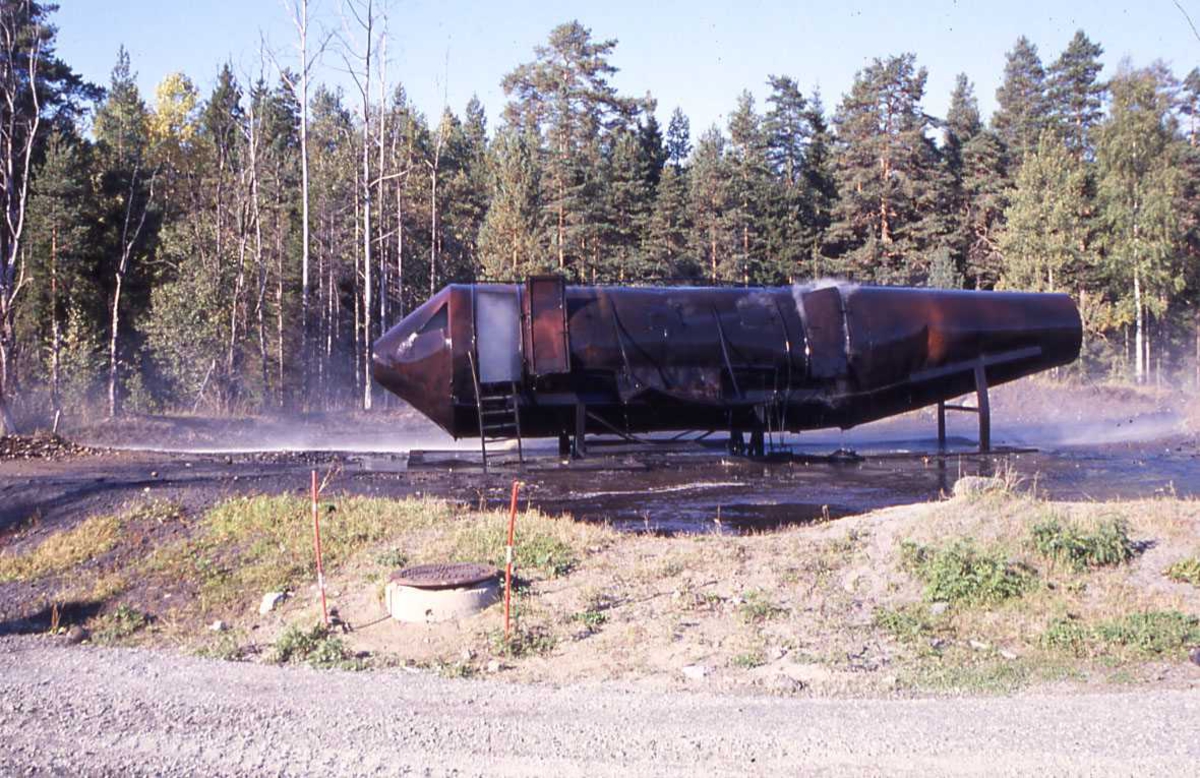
[935,364,992,454]
[974,364,991,453]
[749,429,765,458]
[937,400,947,451]
[573,402,587,458]
[729,428,745,455]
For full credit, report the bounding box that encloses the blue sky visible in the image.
[54,1,1200,134]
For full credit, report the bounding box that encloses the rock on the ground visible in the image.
[209,620,228,632]
[681,664,709,680]
[258,592,287,615]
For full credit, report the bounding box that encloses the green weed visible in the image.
[1164,556,1200,587]
[271,623,364,670]
[92,604,150,644]
[900,540,1036,606]
[738,590,787,624]
[1030,515,1136,571]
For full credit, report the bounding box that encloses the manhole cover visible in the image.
[389,562,499,589]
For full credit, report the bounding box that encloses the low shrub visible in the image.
[1164,556,1200,587]
[1030,516,1136,571]
[900,540,1035,606]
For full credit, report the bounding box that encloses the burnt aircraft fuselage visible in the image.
[370,280,1082,440]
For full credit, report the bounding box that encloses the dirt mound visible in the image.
[0,434,101,461]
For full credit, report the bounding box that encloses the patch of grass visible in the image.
[900,540,1036,606]
[731,649,767,669]
[375,548,408,569]
[1040,615,1091,656]
[125,498,186,525]
[0,513,122,583]
[195,633,246,662]
[146,495,455,613]
[903,655,1032,694]
[738,589,787,624]
[444,516,579,578]
[1030,515,1137,572]
[1164,556,1200,587]
[271,623,364,670]
[874,604,943,644]
[1040,611,1200,659]
[92,604,151,645]
[572,609,608,630]
[1094,611,1200,657]
[490,625,557,658]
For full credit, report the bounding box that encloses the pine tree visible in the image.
[23,132,98,412]
[803,89,837,272]
[666,107,692,167]
[643,163,694,279]
[828,54,942,283]
[960,129,1010,287]
[603,129,652,280]
[688,126,733,283]
[637,108,667,193]
[998,131,1092,294]
[725,92,771,283]
[501,21,641,277]
[1047,30,1106,159]
[1181,68,1200,147]
[762,75,813,280]
[993,36,1050,168]
[941,74,983,283]
[93,48,158,418]
[479,127,544,280]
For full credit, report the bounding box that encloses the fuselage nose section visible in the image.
[371,289,455,433]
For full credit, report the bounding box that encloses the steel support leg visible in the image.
[573,402,587,458]
[974,364,991,453]
[749,429,765,457]
[937,400,947,451]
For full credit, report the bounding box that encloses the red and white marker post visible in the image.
[311,469,330,628]
[503,480,523,640]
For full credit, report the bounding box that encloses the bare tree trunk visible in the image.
[1133,266,1144,385]
[0,7,44,434]
[49,225,60,413]
[108,168,155,418]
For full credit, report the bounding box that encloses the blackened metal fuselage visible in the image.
[370,280,1082,439]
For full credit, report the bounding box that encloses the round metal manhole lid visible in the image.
[389,562,500,589]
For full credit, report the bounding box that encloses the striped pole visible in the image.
[311,469,329,628]
[503,480,522,640]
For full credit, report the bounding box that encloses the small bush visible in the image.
[738,590,787,624]
[900,540,1035,606]
[92,604,150,644]
[874,605,940,643]
[272,623,363,669]
[375,548,408,569]
[490,625,557,658]
[1164,557,1200,587]
[1040,616,1091,656]
[1030,516,1136,572]
[731,650,766,669]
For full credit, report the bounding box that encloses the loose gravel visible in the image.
[1,636,1197,776]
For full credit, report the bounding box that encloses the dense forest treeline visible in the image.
[1,1,1199,430]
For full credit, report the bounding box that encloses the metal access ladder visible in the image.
[467,350,524,473]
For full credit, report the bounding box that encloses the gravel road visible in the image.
[1,637,1196,776]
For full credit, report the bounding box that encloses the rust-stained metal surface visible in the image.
[388,562,499,589]
[371,280,1083,441]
